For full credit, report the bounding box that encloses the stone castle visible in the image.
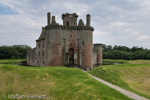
[27,12,103,70]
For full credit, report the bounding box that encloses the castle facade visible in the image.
[27,12,102,70]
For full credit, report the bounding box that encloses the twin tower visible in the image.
[27,12,103,70]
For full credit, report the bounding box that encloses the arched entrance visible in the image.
[69,48,74,66]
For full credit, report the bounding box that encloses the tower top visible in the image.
[62,13,78,26]
[62,13,78,19]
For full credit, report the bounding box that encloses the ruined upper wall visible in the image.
[46,12,93,28]
[62,13,78,26]
[36,12,94,41]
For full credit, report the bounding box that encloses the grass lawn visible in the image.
[103,59,129,65]
[0,63,132,100]
[89,63,150,99]
[127,60,150,64]
[103,59,150,65]
[0,59,25,64]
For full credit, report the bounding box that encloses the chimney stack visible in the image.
[47,12,51,25]
[52,16,56,24]
[86,14,91,26]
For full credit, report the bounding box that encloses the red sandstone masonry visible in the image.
[27,12,103,70]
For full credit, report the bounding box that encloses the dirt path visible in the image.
[82,70,149,100]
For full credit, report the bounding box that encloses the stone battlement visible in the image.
[45,25,94,31]
[62,13,78,19]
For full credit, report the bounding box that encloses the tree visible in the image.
[146,53,150,59]
[102,44,149,60]
[0,45,31,59]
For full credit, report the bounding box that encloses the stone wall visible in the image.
[93,44,103,68]
[27,12,103,70]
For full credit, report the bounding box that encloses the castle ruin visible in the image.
[27,12,103,70]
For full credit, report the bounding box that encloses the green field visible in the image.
[0,60,132,100]
[89,60,150,99]
[103,59,129,64]
[103,59,150,65]
[0,59,25,64]
[128,60,150,64]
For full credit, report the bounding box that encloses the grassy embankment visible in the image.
[89,59,150,99]
[0,59,132,100]
[103,59,129,64]
[0,59,25,64]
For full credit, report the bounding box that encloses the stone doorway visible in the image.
[69,48,74,66]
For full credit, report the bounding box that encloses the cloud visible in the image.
[125,29,139,35]
[111,22,128,26]
[138,36,150,41]
[0,0,150,49]
[94,30,111,35]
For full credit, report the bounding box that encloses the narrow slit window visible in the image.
[82,41,84,45]
[66,21,69,26]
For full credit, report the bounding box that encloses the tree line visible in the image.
[0,45,31,59]
[103,44,150,60]
[0,44,150,60]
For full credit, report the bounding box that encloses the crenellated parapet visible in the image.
[45,25,94,31]
[45,24,62,29]
[62,13,78,19]
[77,26,94,31]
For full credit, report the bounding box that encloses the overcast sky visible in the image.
[0,0,150,49]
